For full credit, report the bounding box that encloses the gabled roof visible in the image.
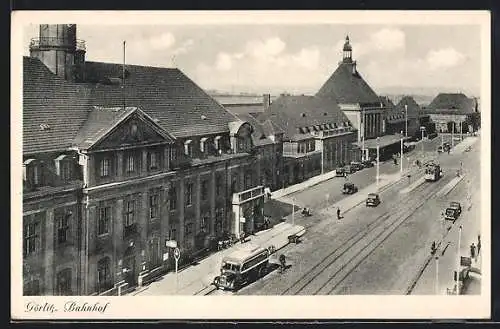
[232,113,275,147]
[84,61,237,138]
[395,96,421,119]
[23,57,240,154]
[426,93,477,114]
[72,106,175,150]
[258,95,352,141]
[23,57,93,154]
[316,63,381,105]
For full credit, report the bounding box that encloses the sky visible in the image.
[23,24,481,96]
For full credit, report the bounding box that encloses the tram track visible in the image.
[280,177,451,295]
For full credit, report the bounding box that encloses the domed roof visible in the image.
[343,35,352,51]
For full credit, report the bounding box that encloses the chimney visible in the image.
[263,94,271,110]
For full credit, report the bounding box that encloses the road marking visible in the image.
[436,175,464,197]
[400,177,425,194]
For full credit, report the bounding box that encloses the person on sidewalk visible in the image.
[470,243,477,261]
[337,207,341,220]
[477,235,481,254]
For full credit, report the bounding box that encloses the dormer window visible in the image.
[200,137,208,153]
[184,140,193,157]
[23,158,42,187]
[55,154,73,181]
[214,136,222,153]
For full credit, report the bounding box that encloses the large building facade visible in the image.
[22,25,282,296]
[424,93,480,133]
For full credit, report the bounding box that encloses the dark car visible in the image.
[342,183,358,194]
[350,161,364,171]
[449,201,462,215]
[335,166,346,177]
[366,193,381,207]
[362,159,375,168]
[437,145,444,153]
[444,207,460,220]
[343,165,356,174]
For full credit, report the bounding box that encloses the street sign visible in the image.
[240,216,246,223]
[461,256,471,267]
[173,247,180,260]
[163,252,169,261]
[165,240,177,248]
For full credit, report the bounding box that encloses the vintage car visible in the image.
[335,166,346,177]
[350,161,364,171]
[444,206,460,220]
[343,165,356,174]
[362,159,375,168]
[366,193,381,207]
[342,183,358,195]
[437,145,444,153]
[449,201,462,215]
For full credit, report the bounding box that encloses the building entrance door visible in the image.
[123,248,137,287]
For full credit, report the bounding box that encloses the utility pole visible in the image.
[451,121,455,148]
[405,104,408,138]
[435,256,440,295]
[376,137,380,191]
[456,225,463,295]
[400,130,404,174]
[361,109,365,161]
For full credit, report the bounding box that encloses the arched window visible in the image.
[97,257,112,293]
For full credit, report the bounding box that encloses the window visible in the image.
[201,180,208,201]
[61,161,72,181]
[200,137,208,153]
[56,209,71,245]
[100,158,110,177]
[244,171,253,189]
[97,257,112,293]
[169,186,177,210]
[24,159,43,187]
[124,200,136,227]
[149,151,159,170]
[184,222,194,236]
[98,206,110,236]
[148,237,161,267]
[169,228,177,241]
[56,268,72,295]
[149,192,159,220]
[23,219,40,256]
[184,140,193,157]
[185,182,193,206]
[200,214,209,233]
[215,208,224,235]
[24,279,40,296]
[214,136,222,153]
[215,174,222,196]
[126,154,135,173]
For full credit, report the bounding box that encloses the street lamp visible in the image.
[376,137,380,190]
[400,130,404,174]
[361,109,365,161]
[456,225,463,295]
[404,104,408,138]
[420,126,426,154]
[435,256,440,295]
[451,121,455,148]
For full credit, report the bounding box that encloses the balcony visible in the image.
[232,185,264,205]
[29,37,86,51]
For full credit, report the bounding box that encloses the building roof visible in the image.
[23,57,240,154]
[316,63,381,105]
[395,96,421,119]
[258,95,352,141]
[425,93,477,114]
[223,103,266,116]
[232,113,275,146]
[23,57,94,154]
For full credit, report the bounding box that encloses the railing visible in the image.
[232,185,264,204]
[29,37,86,51]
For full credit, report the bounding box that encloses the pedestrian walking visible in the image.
[337,207,341,220]
[477,235,481,254]
[470,243,476,260]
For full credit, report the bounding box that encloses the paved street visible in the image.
[233,135,479,295]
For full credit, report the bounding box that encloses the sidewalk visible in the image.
[132,222,305,296]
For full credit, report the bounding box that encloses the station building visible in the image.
[22,24,282,296]
[424,93,480,134]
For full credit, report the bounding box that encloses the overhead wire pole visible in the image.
[400,130,404,174]
[456,225,463,295]
[376,137,380,191]
[361,108,365,161]
[122,40,126,110]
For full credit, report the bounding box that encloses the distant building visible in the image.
[424,93,480,133]
[257,95,357,187]
[22,24,281,296]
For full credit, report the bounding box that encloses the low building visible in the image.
[424,93,480,133]
[22,24,281,296]
[257,95,357,187]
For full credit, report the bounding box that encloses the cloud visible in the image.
[426,47,466,70]
[172,39,194,56]
[247,37,286,59]
[215,52,234,71]
[147,32,176,50]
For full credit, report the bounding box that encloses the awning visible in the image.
[354,134,411,149]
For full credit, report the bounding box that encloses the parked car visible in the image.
[366,193,381,207]
[437,145,444,153]
[449,201,462,215]
[335,166,346,177]
[342,182,358,194]
[343,165,355,174]
[362,159,375,168]
[350,161,363,171]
